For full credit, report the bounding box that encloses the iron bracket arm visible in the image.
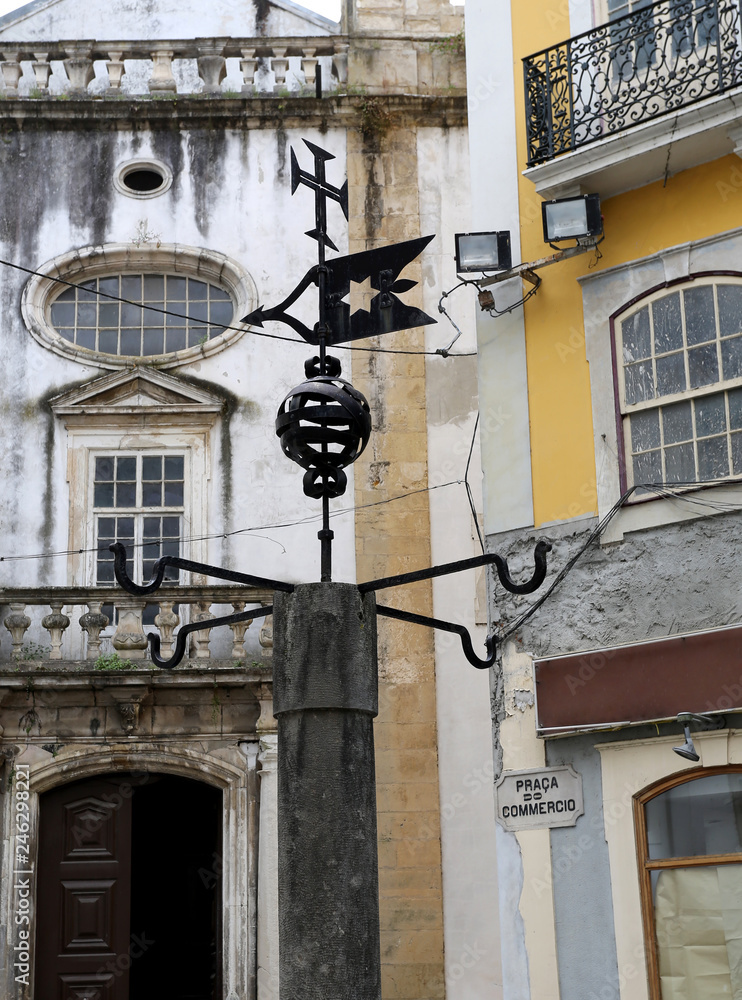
[148,605,274,670]
[376,605,496,670]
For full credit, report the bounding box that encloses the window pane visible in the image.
[142,483,162,507]
[688,343,719,388]
[189,279,208,299]
[697,436,729,480]
[78,303,96,326]
[120,330,141,356]
[166,329,186,352]
[51,302,75,326]
[633,448,662,485]
[56,286,75,302]
[167,276,187,299]
[121,302,143,326]
[143,518,161,537]
[188,328,208,348]
[625,361,655,404]
[683,285,715,346]
[654,865,742,999]
[646,774,742,858]
[98,303,119,327]
[656,352,686,396]
[117,517,135,539]
[717,284,742,338]
[143,274,164,299]
[164,482,184,507]
[721,336,742,381]
[662,401,693,443]
[117,457,136,480]
[99,331,118,353]
[95,457,114,482]
[116,482,136,507]
[97,561,114,583]
[162,516,180,537]
[732,432,742,475]
[164,456,184,480]
[730,388,742,430]
[695,393,726,437]
[653,293,683,354]
[630,410,660,451]
[209,300,233,328]
[94,483,115,507]
[77,329,95,351]
[189,300,209,322]
[143,329,164,355]
[98,276,119,296]
[142,456,162,481]
[121,275,142,299]
[97,516,115,537]
[664,442,695,483]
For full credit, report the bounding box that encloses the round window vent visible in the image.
[114,158,173,199]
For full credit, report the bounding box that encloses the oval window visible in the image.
[114,158,173,199]
[50,273,233,356]
[22,243,257,369]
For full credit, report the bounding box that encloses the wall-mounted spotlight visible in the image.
[672,712,726,761]
[542,193,603,244]
[455,231,512,273]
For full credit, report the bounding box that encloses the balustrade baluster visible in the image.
[112,600,148,660]
[3,603,30,657]
[301,47,318,87]
[106,51,125,89]
[42,602,70,660]
[149,48,177,93]
[228,601,252,660]
[196,43,227,93]
[80,601,109,660]
[32,52,51,92]
[191,601,215,659]
[240,47,258,92]
[271,47,289,90]
[63,45,95,92]
[154,601,180,657]
[0,53,22,95]
[332,42,348,85]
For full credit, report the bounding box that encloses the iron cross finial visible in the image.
[290,139,349,254]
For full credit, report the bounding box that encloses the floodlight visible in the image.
[455,231,512,273]
[542,194,602,243]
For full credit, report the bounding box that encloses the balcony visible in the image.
[0,584,273,665]
[0,35,349,97]
[522,0,742,198]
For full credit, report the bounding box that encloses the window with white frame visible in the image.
[615,279,742,491]
[93,454,184,625]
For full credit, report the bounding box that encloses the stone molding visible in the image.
[22,242,257,371]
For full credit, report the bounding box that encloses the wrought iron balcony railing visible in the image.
[524,0,742,166]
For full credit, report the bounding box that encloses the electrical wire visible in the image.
[0,255,476,360]
[0,480,464,566]
[464,414,484,555]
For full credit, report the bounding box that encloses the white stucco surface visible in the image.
[0,0,335,41]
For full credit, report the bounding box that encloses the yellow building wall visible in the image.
[510,3,742,526]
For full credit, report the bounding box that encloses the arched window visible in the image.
[23,243,257,370]
[636,768,742,999]
[615,278,742,491]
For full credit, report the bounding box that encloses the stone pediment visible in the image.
[50,366,224,417]
[0,0,337,43]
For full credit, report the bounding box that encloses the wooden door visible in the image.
[36,777,132,1000]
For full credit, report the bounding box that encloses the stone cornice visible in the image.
[0,93,467,132]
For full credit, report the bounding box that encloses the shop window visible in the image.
[637,769,742,999]
[615,279,742,492]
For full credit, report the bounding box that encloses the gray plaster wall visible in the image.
[488,507,742,659]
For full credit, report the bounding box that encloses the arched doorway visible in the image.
[35,772,222,999]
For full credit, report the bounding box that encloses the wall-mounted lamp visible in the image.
[542,193,603,244]
[454,231,512,273]
[672,712,726,761]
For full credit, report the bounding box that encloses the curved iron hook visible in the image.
[110,543,294,597]
[147,606,274,670]
[492,538,552,595]
[376,605,496,670]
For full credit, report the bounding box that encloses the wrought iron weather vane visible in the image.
[111,139,550,669]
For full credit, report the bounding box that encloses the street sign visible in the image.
[495,765,583,831]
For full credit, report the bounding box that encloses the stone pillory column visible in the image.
[273,582,381,1000]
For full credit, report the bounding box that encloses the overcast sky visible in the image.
[0,0,343,21]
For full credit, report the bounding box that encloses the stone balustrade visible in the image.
[1,585,273,664]
[0,35,349,96]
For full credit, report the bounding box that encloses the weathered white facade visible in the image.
[0,0,507,998]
